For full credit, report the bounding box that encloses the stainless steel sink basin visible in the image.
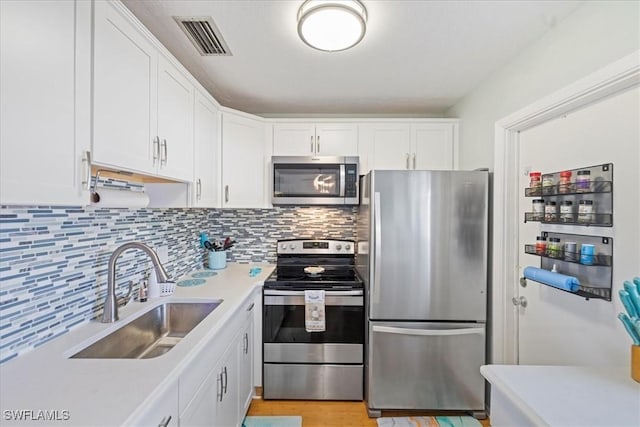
[71,301,222,359]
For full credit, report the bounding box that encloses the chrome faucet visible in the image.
[101,242,171,323]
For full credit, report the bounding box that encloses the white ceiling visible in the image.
[122,0,583,116]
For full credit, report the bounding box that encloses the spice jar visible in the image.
[544,201,557,222]
[547,237,562,258]
[542,174,555,195]
[532,199,545,221]
[578,200,594,224]
[576,170,591,192]
[529,172,542,195]
[535,236,547,255]
[559,170,572,194]
[560,200,574,223]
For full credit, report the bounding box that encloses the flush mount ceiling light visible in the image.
[297,0,367,52]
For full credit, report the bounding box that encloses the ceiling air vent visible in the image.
[174,17,231,56]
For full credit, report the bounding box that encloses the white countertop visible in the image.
[481,364,640,427]
[0,263,274,426]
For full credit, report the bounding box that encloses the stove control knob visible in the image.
[289,243,296,250]
[345,244,351,251]
[280,244,287,250]
[336,244,342,250]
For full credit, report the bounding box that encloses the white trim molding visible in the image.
[491,50,640,365]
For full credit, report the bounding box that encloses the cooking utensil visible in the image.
[620,289,638,318]
[618,313,640,345]
[624,281,640,315]
[203,240,215,252]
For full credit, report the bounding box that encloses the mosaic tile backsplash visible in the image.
[0,205,356,363]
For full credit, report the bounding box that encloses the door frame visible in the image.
[491,50,640,365]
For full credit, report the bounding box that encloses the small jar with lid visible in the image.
[576,169,591,192]
[535,236,547,255]
[532,199,545,221]
[560,200,574,223]
[547,237,562,258]
[544,201,557,222]
[578,200,595,224]
[542,174,555,195]
[558,170,572,194]
[529,172,542,195]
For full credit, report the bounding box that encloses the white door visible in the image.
[516,86,640,366]
[360,123,412,170]
[272,123,315,156]
[222,113,266,208]
[193,91,219,207]
[412,123,454,170]
[93,0,157,174]
[315,123,358,156]
[0,0,90,206]
[157,56,194,181]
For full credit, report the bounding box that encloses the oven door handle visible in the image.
[264,290,363,306]
[263,290,363,296]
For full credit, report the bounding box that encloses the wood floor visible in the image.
[247,397,491,427]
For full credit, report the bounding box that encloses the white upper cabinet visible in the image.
[0,0,91,206]
[93,0,157,175]
[272,123,358,156]
[359,121,458,173]
[412,123,455,170]
[222,111,267,208]
[193,91,220,207]
[93,0,194,182]
[156,56,194,182]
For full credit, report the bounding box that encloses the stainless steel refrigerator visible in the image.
[356,170,488,418]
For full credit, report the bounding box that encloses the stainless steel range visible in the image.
[262,239,364,400]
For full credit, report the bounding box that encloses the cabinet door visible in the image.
[215,345,239,427]
[157,56,194,181]
[180,364,219,426]
[193,91,219,207]
[129,380,178,426]
[412,123,455,170]
[93,0,157,174]
[360,123,412,171]
[238,310,255,419]
[0,0,90,206]
[272,123,316,156]
[222,112,266,208]
[315,124,358,156]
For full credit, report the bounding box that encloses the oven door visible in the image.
[263,289,364,364]
[272,157,346,205]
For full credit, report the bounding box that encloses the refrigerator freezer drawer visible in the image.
[264,363,363,400]
[367,321,485,411]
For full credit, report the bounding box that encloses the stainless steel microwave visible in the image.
[272,156,359,205]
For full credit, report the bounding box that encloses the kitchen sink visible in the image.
[71,301,222,359]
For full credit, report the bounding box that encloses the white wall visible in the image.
[448,0,640,170]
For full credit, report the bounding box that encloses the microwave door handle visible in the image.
[339,164,346,197]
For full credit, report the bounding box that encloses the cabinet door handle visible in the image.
[405,153,410,169]
[152,136,160,166]
[82,150,92,191]
[310,136,314,153]
[412,153,416,169]
[246,302,254,312]
[244,332,249,354]
[161,139,168,166]
[316,135,320,153]
[196,179,202,201]
[222,366,228,394]
[217,372,223,402]
[158,415,172,427]
[224,185,229,203]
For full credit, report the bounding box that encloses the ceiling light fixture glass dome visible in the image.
[297,0,367,52]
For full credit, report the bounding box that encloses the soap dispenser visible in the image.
[147,269,160,299]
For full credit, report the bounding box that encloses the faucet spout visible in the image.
[101,242,171,323]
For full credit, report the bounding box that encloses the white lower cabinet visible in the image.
[180,298,255,427]
[128,380,178,426]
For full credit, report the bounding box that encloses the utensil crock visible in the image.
[632,345,640,383]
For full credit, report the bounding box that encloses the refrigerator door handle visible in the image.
[372,325,485,336]
[372,191,382,305]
